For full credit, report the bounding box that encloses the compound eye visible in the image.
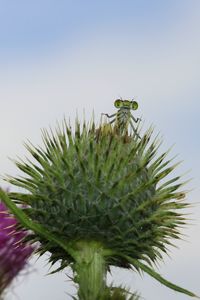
[131,101,138,110]
[114,99,122,108]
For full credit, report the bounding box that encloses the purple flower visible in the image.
[0,201,34,293]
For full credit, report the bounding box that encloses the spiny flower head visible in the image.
[8,122,186,262]
[0,201,34,294]
[0,118,197,299]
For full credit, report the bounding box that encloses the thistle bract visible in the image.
[0,118,197,299]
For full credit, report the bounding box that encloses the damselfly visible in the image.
[102,99,141,138]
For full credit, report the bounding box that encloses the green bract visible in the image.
[0,118,198,299]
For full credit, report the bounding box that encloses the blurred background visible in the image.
[0,1,200,299]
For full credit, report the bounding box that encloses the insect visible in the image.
[102,99,141,138]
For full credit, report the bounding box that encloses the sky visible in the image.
[0,1,200,299]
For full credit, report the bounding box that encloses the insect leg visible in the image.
[131,115,141,123]
[109,118,116,124]
[101,113,116,119]
[130,120,141,139]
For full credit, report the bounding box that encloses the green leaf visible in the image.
[121,254,199,298]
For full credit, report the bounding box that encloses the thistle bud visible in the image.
[0,119,197,299]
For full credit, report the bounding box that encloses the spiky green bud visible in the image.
[0,118,198,299]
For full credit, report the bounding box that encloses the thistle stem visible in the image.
[72,240,106,300]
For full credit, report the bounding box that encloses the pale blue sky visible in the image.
[0,1,200,300]
[0,1,191,54]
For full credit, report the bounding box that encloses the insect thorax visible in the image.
[115,108,131,133]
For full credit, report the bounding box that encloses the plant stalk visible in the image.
[72,240,107,300]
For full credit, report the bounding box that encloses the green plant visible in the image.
[0,115,198,299]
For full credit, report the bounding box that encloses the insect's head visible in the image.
[114,99,138,110]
